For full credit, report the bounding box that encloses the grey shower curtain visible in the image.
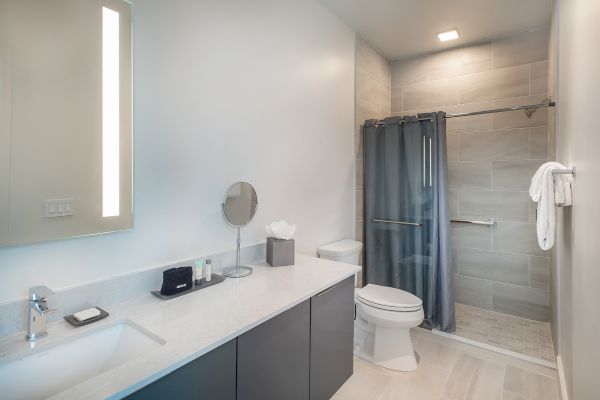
[363,112,455,332]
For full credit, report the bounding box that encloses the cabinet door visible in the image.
[237,300,310,400]
[126,339,236,400]
[310,276,355,400]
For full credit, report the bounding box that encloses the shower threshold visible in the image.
[432,303,556,369]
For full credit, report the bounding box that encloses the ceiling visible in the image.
[318,0,553,60]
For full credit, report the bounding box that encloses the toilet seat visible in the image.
[356,284,423,312]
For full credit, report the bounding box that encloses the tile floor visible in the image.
[454,303,555,362]
[333,328,560,400]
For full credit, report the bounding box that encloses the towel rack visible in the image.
[552,167,576,176]
[372,218,422,227]
[450,218,496,226]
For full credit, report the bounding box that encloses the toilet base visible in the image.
[354,323,418,371]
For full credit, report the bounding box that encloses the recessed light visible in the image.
[437,29,459,42]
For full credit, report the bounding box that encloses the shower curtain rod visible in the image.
[445,100,555,119]
[371,100,555,125]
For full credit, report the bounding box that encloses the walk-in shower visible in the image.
[362,100,557,364]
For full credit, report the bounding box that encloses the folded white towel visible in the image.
[529,162,570,250]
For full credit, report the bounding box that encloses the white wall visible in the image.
[0,0,356,302]
[555,0,600,398]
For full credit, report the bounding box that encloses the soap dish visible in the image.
[64,307,109,327]
[151,274,226,300]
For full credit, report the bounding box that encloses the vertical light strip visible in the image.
[102,7,120,217]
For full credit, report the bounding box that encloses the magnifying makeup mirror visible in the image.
[222,182,258,278]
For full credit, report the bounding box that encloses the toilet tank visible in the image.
[317,239,362,265]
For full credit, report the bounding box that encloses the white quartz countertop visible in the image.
[0,255,360,400]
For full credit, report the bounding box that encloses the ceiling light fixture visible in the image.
[437,29,459,42]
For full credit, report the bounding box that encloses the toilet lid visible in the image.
[356,284,423,311]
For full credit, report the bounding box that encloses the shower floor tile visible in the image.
[454,303,555,362]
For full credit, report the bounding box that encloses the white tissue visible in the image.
[265,220,296,240]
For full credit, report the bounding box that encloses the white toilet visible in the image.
[317,239,424,372]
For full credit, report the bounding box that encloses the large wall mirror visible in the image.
[0,0,132,247]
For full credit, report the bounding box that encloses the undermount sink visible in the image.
[0,320,165,400]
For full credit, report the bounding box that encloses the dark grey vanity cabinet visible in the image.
[125,339,236,400]
[237,300,311,400]
[310,276,354,400]
[124,277,354,400]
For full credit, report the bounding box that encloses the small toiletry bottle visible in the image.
[194,259,204,283]
[205,259,212,282]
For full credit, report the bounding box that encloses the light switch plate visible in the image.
[44,198,74,218]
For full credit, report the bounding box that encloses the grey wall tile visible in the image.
[459,65,529,104]
[460,191,529,222]
[530,60,549,95]
[492,282,549,321]
[354,129,363,160]
[356,189,363,220]
[449,161,491,190]
[493,95,549,129]
[454,274,492,309]
[448,190,459,217]
[548,108,556,159]
[447,114,493,134]
[530,256,550,290]
[391,57,429,87]
[492,160,543,190]
[356,67,391,110]
[356,98,389,129]
[428,42,493,80]
[356,38,390,85]
[529,199,538,224]
[493,221,548,257]
[459,128,529,161]
[444,102,495,133]
[493,29,548,69]
[447,134,459,161]
[459,247,529,286]
[403,78,460,110]
[391,87,402,113]
[529,126,549,159]
[355,157,363,189]
[355,219,363,243]
[451,222,492,249]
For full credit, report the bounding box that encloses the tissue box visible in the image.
[266,237,294,267]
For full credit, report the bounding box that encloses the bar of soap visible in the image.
[73,307,101,322]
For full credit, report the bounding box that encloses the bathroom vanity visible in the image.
[127,275,354,400]
[0,255,359,400]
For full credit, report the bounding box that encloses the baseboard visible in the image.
[431,329,557,370]
[556,354,569,400]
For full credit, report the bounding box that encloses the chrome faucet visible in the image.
[25,286,56,341]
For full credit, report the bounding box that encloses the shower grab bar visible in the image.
[450,218,496,226]
[372,218,422,227]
